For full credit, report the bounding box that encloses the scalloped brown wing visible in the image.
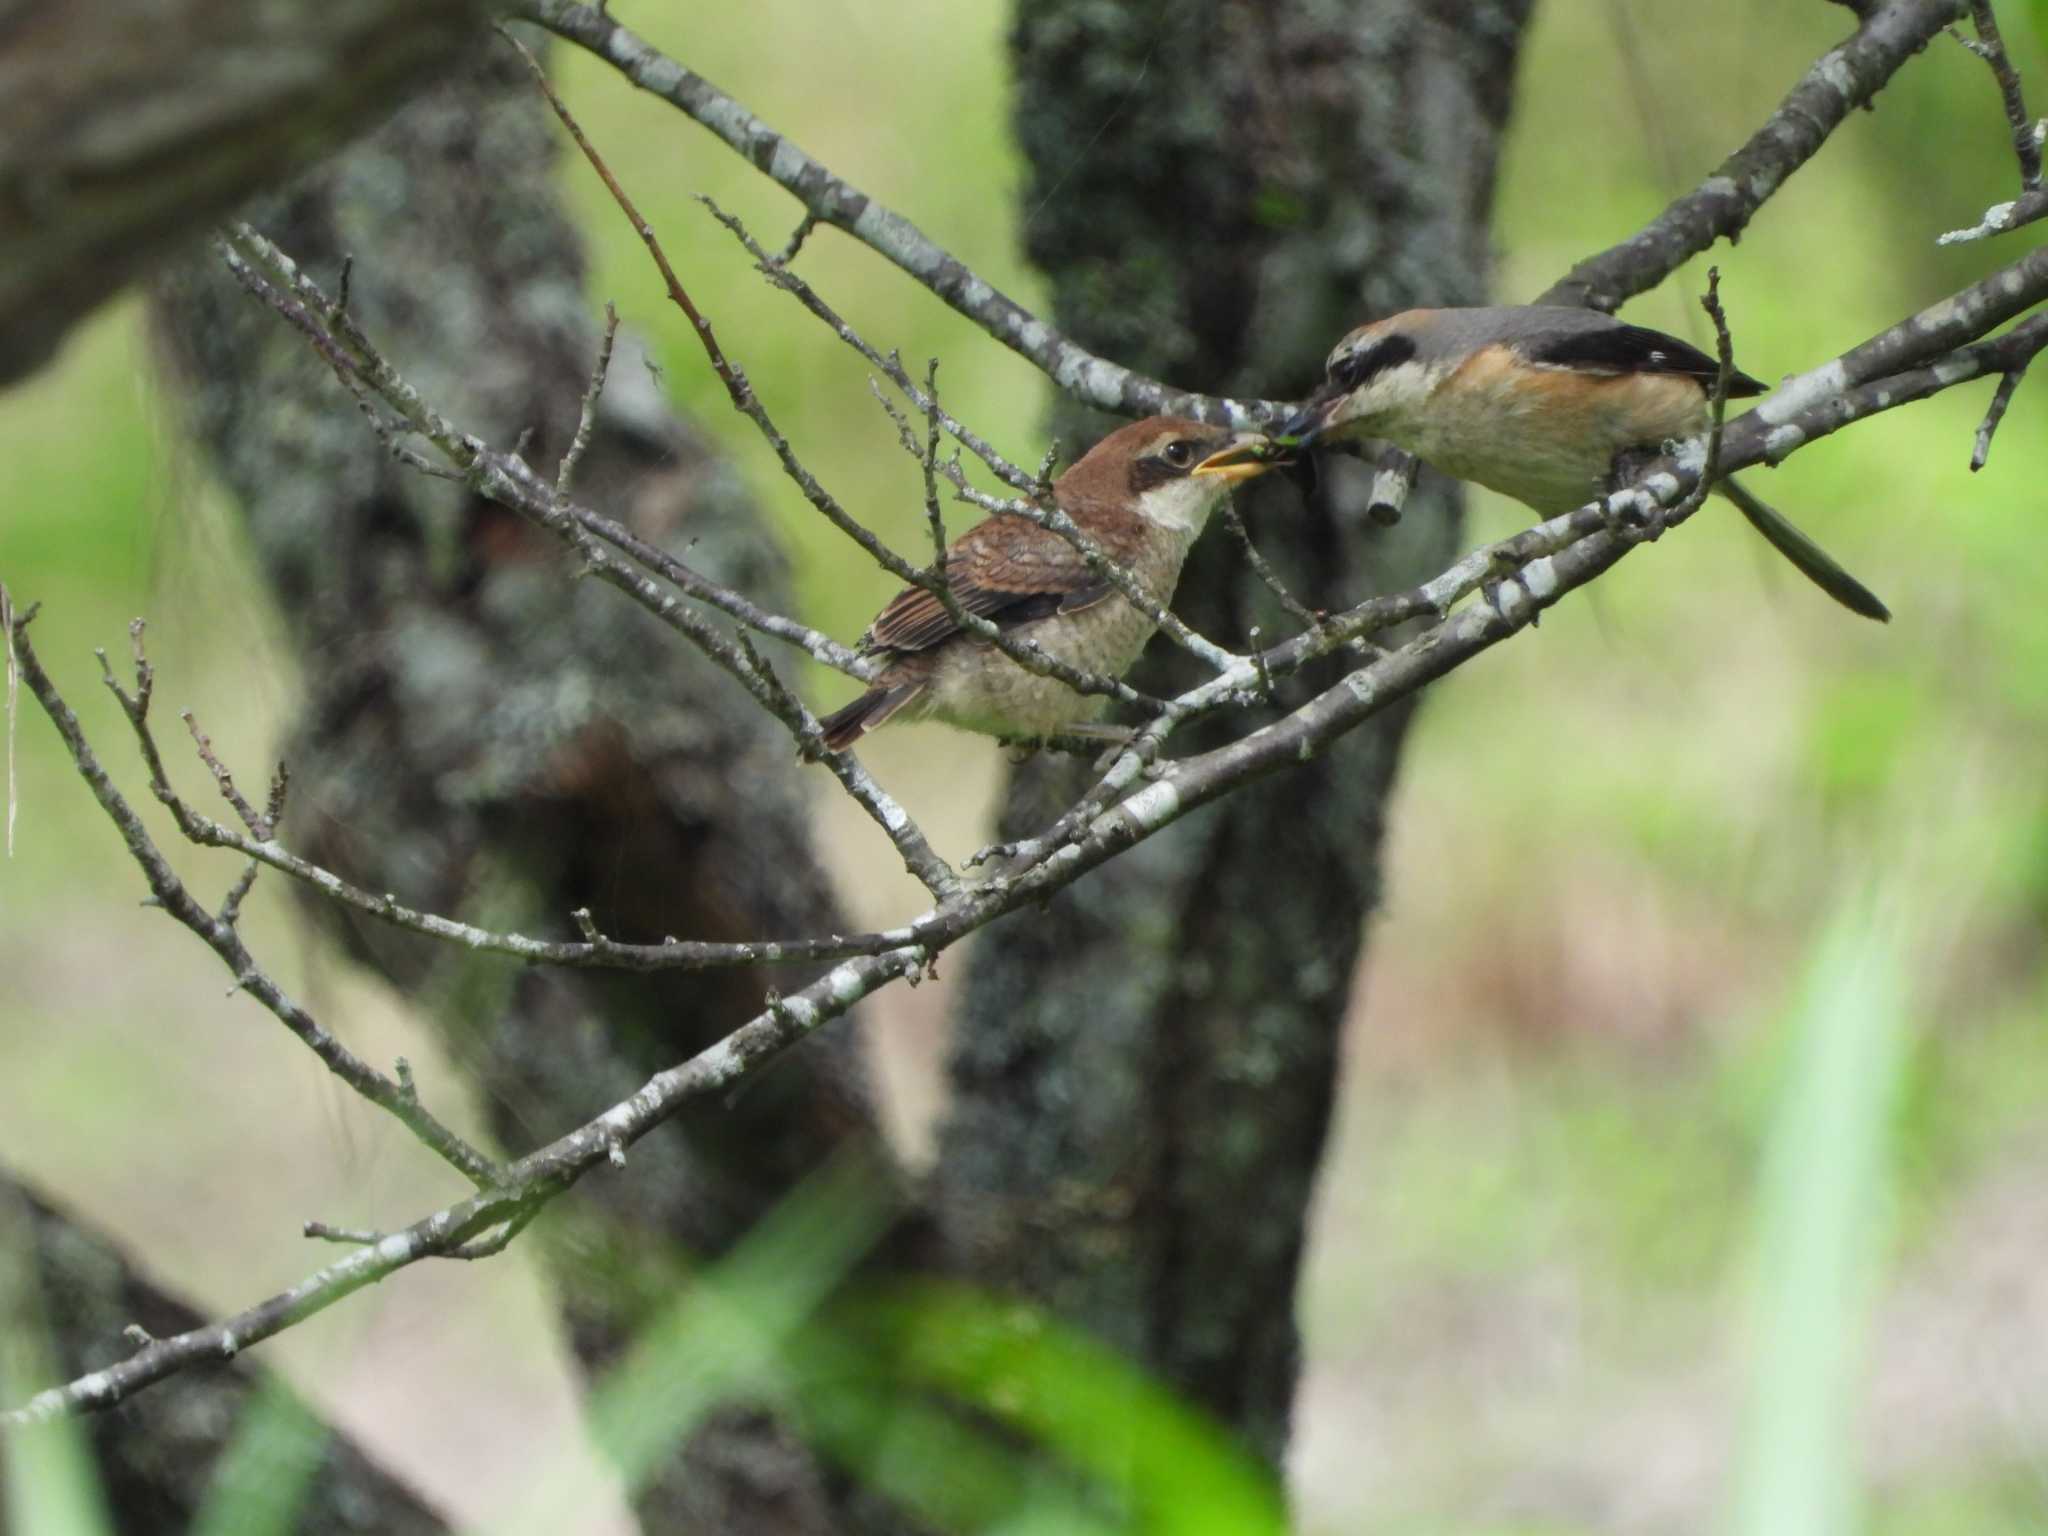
[863,515,1115,656]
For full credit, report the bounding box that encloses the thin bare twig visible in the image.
[1220,503,1321,635]
[558,299,619,493]
[1971,364,2027,468]
[513,0,1283,427]
[219,224,961,900]
[8,617,502,1191]
[217,859,262,926]
[701,196,1239,680]
[1938,184,2048,243]
[0,931,922,1428]
[918,358,948,569]
[703,199,1041,497]
[1964,0,2043,188]
[774,214,818,266]
[1939,0,2048,241]
[503,35,1165,723]
[1690,267,1736,515]
[303,1222,382,1247]
[182,709,272,837]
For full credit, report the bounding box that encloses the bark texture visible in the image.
[934,0,1534,1466]
[148,45,903,1536]
[0,1180,446,1534]
[0,0,486,386]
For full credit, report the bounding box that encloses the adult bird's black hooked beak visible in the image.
[1246,385,1348,501]
[1276,382,1344,448]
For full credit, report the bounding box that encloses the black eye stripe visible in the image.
[1330,333,1418,391]
[1128,455,1182,493]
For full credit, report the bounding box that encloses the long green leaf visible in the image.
[1728,896,1912,1536]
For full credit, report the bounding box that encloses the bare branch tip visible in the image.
[303,1221,382,1246]
[1970,364,2028,470]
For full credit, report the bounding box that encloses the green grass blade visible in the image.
[1728,896,1912,1536]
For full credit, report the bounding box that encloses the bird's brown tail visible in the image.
[1719,477,1891,623]
[817,682,923,752]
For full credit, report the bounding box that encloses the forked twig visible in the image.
[558,300,619,493]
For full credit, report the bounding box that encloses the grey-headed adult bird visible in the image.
[1273,306,1888,621]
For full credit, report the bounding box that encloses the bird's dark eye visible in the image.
[1161,439,1196,468]
[1330,351,1368,391]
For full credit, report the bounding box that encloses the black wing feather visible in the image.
[1525,321,1766,397]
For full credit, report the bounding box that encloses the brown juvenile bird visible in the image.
[1271,306,1888,621]
[818,416,1274,752]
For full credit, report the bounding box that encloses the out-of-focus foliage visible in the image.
[1731,898,1911,1536]
[186,1377,329,1536]
[0,1193,114,1536]
[3,0,2047,1530]
[505,1157,1288,1536]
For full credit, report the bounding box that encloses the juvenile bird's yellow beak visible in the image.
[1191,432,1289,483]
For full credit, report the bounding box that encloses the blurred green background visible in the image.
[5,1,2048,1531]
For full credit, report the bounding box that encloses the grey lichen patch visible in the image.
[1764,423,1808,460]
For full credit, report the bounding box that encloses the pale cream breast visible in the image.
[1400,346,1712,515]
[918,534,1188,738]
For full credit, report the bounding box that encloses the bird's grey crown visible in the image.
[1379,305,1633,365]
